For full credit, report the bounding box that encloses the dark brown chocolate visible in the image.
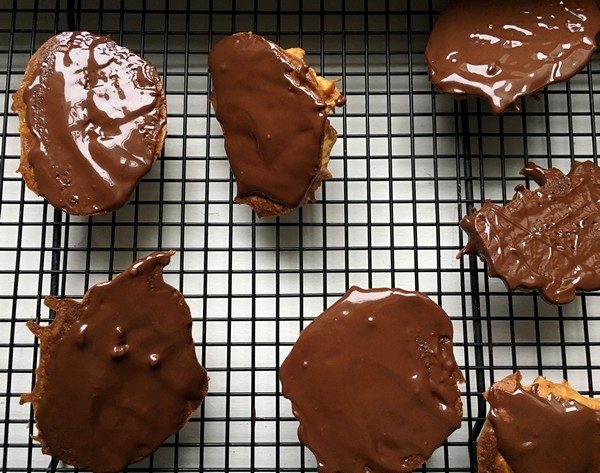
[21,251,208,473]
[208,32,340,209]
[485,373,600,473]
[426,0,600,114]
[17,31,166,215]
[459,160,600,304]
[280,286,464,473]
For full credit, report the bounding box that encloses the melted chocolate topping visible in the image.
[486,373,600,473]
[209,32,336,208]
[426,0,600,114]
[459,160,600,304]
[19,31,166,215]
[21,251,207,473]
[280,286,464,473]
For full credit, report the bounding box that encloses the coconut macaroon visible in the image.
[280,287,464,472]
[21,251,208,473]
[12,31,167,215]
[209,32,345,218]
[426,0,600,114]
[458,161,600,305]
[478,372,600,473]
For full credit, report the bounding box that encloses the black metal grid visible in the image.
[0,0,599,471]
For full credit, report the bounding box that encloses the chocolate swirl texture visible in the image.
[479,372,600,473]
[280,286,464,473]
[12,31,167,215]
[21,251,208,473]
[208,32,343,214]
[426,0,600,114]
[459,160,600,304]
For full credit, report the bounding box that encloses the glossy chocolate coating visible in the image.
[208,32,329,208]
[486,373,600,473]
[280,286,464,473]
[426,0,600,114]
[459,160,600,304]
[20,31,166,215]
[21,251,207,473]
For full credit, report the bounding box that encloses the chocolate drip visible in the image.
[19,31,166,214]
[458,160,600,304]
[426,0,600,114]
[486,373,600,473]
[280,286,464,473]
[21,251,207,473]
[208,32,339,208]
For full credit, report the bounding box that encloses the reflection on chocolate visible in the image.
[209,32,341,209]
[426,0,600,113]
[280,286,464,473]
[458,160,600,304]
[21,251,208,473]
[14,31,166,215]
[485,373,600,473]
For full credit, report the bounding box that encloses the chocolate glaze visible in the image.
[426,0,600,114]
[459,160,600,304]
[486,373,600,473]
[209,32,341,208]
[18,31,166,215]
[280,286,464,473]
[21,251,207,473]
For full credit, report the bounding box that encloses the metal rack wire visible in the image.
[1,0,599,471]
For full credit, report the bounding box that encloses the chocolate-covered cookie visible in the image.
[280,286,464,473]
[21,251,208,473]
[12,31,167,215]
[209,32,345,217]
[459,161,600,304]
[478,372,600,473]
[426,0,600,114]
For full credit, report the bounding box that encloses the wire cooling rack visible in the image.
[1,1,600,472]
